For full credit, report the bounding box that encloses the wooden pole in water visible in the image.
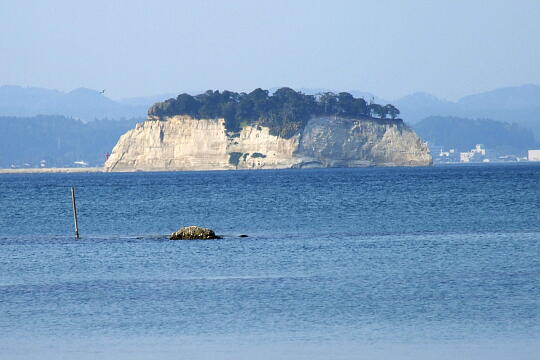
[71,185,80,239]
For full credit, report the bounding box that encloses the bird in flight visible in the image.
[100,89,106,94]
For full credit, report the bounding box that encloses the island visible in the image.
[104,88,432,171]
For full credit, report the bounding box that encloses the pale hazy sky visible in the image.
[1,0,539,100]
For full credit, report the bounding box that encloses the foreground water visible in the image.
[0,164,539,359]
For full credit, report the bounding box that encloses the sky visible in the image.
[1,0,539,101]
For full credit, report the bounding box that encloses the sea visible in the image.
[0,163,539,360]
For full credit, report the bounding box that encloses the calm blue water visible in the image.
[0,164,539,359]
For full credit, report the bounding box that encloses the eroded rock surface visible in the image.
[105,115,431,171]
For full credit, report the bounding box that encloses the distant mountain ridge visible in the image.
[1,83,539,138]
[0,85,147,120]
[392,84,540,111]
[458,84,540,110]
[413,116,538,154]
[393,84,540,137]
[0,115,141,167]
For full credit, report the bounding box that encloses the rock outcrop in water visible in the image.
[104,115,431,171]
[170,226,220,240]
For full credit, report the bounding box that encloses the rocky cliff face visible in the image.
[104,115,431,171]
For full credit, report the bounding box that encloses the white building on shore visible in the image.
[528,150,540,161]
[460,144,487,163]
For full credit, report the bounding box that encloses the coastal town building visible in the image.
[460,144,487,163]
[528,150,540,161]
[439,148,455,158]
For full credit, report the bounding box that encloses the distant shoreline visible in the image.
[0,167,104,174]
[0,162,537,175]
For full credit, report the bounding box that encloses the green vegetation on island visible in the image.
[148,88,401,138]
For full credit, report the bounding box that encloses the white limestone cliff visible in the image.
[104,115,431,171]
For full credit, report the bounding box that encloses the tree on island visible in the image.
[385,104,400,119]
[148,88,401,137]
[368,103,386,119]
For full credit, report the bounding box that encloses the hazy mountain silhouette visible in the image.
[0,85,147,120]
[0,115,141,167]
[413,116,538,154]
[392,84,540,140]
[393,92,455,124]
[0,85,62,114]
[458,84,540,110]
[1,83,539,141]
[395,84,540,120]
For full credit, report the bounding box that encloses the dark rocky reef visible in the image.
[170,226,221,240]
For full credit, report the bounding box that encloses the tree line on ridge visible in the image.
[148,87,401,137]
